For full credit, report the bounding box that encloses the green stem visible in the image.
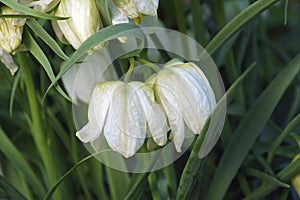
[173,0,186,33]
[135,57,160,72]
[124,57,135,82]
[16,52,60,199]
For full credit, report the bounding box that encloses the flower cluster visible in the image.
[76,59,216,158]
[54,0,159,50]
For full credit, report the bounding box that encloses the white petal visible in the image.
[135,0,158,16]
[104,83,145,158]
[0,47,18,75]
[158,69,203,134]
[76,81,122,143]
[153,80,185,152]
[129,81,168,146]
[75,52,118,103]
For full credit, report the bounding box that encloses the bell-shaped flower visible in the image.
[111,0,159,25]
[54,0,102,50]
[62,51,118,104]
[76,80,168,158]
[146,59,216,152]
[0,6,26,54]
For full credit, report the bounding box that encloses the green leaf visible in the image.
[26,19,69,60]
[176,63,256,200]
[124,172,150,200]
[244,158,300,199]
[43,150,111,200]
[45,23,141,96]
[205,0,280,55]
[0,127,45,196]
[206,53,300,200]
[0,0,67,20]
[0,176,27,200]
[23,28,70,101]
[267,114,300,163]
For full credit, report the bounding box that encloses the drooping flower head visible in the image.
[147,59,216,152]
[76,80,168,158]
[53,0,102,50]
[0,6,25,54]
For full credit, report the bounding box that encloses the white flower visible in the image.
[62,51,118,104]
[0,47,18,75]
[147,59,216,152]
[21,0,60,11]
[76,80,168,158]
[111,0,159,25]
[54,0,102,50]
[0,6,25,54]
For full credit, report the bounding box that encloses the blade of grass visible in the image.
[26,19,69,60]
[0,0,67,20]
[0,127,45,196]
[124,172,150,200]
[244,158,300,199]
[16,52,61,199]
[246,168,290,188]
[173,0,186,34]
[43,150,110,200]
[268,114,300,163]
[23,28,70,101]
[205,0,280,55]
[206,53,300,200]
[176,64,256,200]
[0,175,27,200]
[191,0,208,45]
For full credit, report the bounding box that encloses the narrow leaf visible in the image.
[26,19,69,60]
[206,53,300,200]
[0,127,45,196]
[206,0,280,55]
[0,0,67,20]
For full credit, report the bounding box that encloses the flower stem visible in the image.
[135,57,161,72]
[124,57,135,82]
[16,52,61,199]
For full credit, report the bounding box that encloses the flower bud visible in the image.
[0,6,25,53]
[146,59,216,152]
[76,80,168,158]
[54,0,102,50]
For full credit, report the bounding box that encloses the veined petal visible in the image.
[135,0,158,16]
[152,79,185,152]
[0,47,18,75]
[104,82,145,158]
[76,81,122,143]
[158,69,203,134]
[112,0,138,18]
[129,81,168,146]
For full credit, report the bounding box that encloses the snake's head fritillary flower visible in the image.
[54,0,102,50]
[76,80,168,158]
[62,51,118,104]
[147,59,216,152]
[111,0,159,25]
[0,6,25,54]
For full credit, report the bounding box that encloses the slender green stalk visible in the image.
[148,172,161,200]
[16,52,60,199]
[191,0,208,45]
[267,114,300,163]
[173,0,186,33]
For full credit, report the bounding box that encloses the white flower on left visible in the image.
[54,0,102,50]
[76,80,168,158]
